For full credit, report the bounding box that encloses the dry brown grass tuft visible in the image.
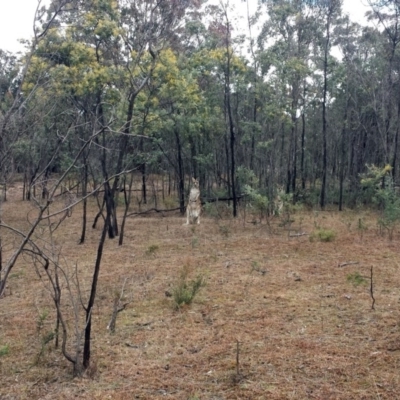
[1,195,400,399]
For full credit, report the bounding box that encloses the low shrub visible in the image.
[309,229,336,242]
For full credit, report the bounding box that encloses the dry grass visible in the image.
[1,192,400,399]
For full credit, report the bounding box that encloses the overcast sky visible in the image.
[0,0,371,54]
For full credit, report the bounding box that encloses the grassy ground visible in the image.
[1,191,400,399]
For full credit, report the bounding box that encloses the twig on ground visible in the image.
[338,261,359,268]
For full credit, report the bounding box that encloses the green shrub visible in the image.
[146,244,159,256]
[309,229,336,242]
[361,164,400,239]
[347,272,367,286]
[0,345,9,357]
[172,265,205,309]
[243,185,269,221]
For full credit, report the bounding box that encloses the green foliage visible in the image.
[172,264,205,309]
[309,229,336,242]
[243,185,269,221]
[361,164,400,239]
[278,191,303,234]
[0,345,9,357]
[36,310,49,332]
[237,166,259,188]
[347,272,367,287]
[146,244,159,256]
[34,331,55,366]
[34,310,54,366]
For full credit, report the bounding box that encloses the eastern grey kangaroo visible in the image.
[186,178,201,225]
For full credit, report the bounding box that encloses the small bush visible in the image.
[34,331,55,366]
[243,185,269,221]
[146,244,159,256]
[347,272,367,286]
[309,229,336,242]
[361,164,400,239]
[0,345,9,357]
[172,264,205,309]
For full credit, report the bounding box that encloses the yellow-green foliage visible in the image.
[360,164,392,190]
[192,48,247,75]
[309,229,336,242]
[154,49,202,111]
[347,272,367,286]
[23,0,121,97]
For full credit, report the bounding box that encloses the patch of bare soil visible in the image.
[1,197,400,399]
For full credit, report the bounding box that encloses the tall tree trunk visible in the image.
[320,10,331,210]
[339,96,350,211]
[119,172,134,246]
[222,8,237,217]
[79,160,88,244]
[83,209,109,369]
[139,137,147,204]
[301,111,306,190]
[175,129,185,214]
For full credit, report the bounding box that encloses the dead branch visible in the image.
[337,261,359,268]
[370,266,375,310]
[107,278,131,333]
[202,195,245,205]
[127,207,180,217]
[289,232,308,237]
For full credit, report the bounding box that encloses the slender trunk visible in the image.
[79,160,88,244]
[175,129,185,214]
[225,59,237,217]
[392,103,400,182]
[320,13,331,210]
[301,112,306,190]
[119,173,134,246]
[83,210,109,369]
[339,98,349,211]
[250,95,256,171]
[95,94,116,239]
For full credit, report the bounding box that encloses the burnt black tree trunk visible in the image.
[175,128,185,214]
[223,11,237,217]
[83,205,109,369]
[320,3,335,209]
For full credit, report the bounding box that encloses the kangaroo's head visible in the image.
[192,177,199,189]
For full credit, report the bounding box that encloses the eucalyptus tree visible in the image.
[0,0,86,299]
[258,0,318,196]
[199,1,252,216]
[333,18,363,209]
[310,0,343,208]
[2,0,202,375]
[136,48,205,213]
[365,0,400,182]
[0,49,19,198]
